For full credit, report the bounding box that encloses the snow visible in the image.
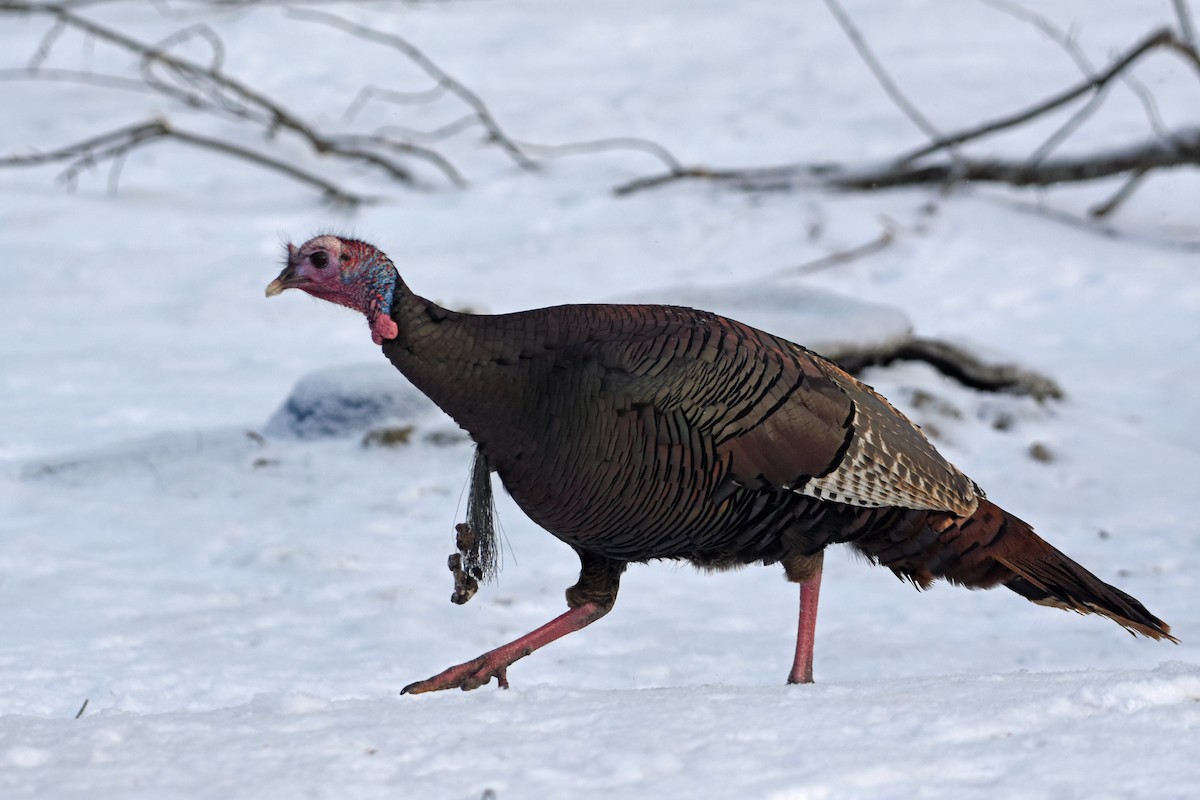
[2,1,1198,797]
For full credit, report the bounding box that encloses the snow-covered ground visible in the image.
[2,1,1198,797]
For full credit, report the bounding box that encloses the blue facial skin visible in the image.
[352,245,397,325]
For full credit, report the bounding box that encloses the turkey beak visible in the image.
[265,264,305,297]
[264,273,288,297]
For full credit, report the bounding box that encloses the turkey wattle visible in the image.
[266,235,1174,694]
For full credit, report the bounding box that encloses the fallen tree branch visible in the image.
[615,128,1200,195]
[833,129,1200,189]
[616,12,1200,204]
[837,337,1064,401]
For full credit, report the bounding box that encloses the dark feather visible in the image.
[461,445,499,584]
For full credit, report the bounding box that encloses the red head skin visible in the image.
[265,235,400,345]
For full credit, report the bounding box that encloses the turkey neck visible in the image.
[378,279,552,446]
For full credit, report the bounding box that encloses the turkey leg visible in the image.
[785,551,824,685]
[401,601,609,694]
[402,550,625,694]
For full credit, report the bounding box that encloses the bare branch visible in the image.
[614,164,818,197]
[29,16,66,69]
[0,2,418,184]
[3,1,690,193]
[837,130,1200,189]
[286,6,539,171]
[977,0,1170,152]
[325,133,467,187]
[894,27,1179,165]
[152,22,226,73]
[0,66,159,95]
[512,137,683,174]
[139,23,244,119]
[1173,0,1197,49]
[774,223,896,278]
[616,129,1200,195]
[823,0,948,147]
[376,116,486,145]
[342,83,451,122]
[1163,28,1200,73]
[975,0,1094,74]
[1026,89,1111,164]
[0,119,366,204]
[1088,167,1151,218]
[167,125,365,203]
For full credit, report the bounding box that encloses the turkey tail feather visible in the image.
[971,500,1174,641]
[858,498,1176,642]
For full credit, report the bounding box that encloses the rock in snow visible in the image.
[264,363,437,439]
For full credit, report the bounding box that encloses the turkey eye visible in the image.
[310,252,329,269]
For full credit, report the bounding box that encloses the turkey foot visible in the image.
[402,655,512,694]
[401,601,610,694]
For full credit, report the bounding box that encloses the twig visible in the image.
[325,133,467,187]
[1088,167,1150,218]
[165,124,364,203]
[0,2,423,184]
[0,67,158,95]
[976,0,1170,155]
[614,164,821,197]
[153,22,226,73]
[990,191,1200,250]
[29,15,66,69]
[512,137,683,174]
[285,6,538,171]
[348,81,685,174]
[374,116,484,146]
[342,83,451,121]
[823,0,947,148]
[1026,88,1111,165]
[774,223,896,278]
[1,119,366,204]
[975,0,1093,73]
[893,27,1178,165]
[74,698,89,719]
[1174,0,1197,49]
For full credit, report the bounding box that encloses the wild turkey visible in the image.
[266,235,1174,693]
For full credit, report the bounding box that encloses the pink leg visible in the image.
[787,561,822,684]
[401,601,610,694]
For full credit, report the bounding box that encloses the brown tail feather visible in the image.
[858,498,1176,642]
